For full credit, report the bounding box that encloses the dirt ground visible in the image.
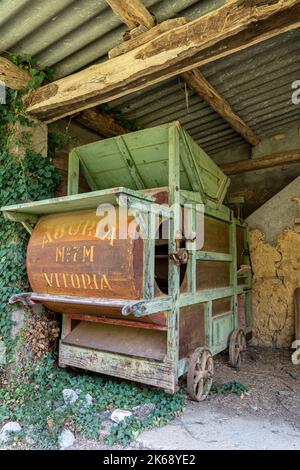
[69,346,300,450]
[1,346,299,450]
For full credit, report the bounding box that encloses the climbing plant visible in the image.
[0,55,186,449]
[0,55,60,356]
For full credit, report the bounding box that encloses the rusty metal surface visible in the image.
[27,208,144,300]
[62,320,167,361]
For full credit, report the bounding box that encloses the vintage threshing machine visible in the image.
[2,122,252,401]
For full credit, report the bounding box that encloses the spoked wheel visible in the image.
[187,347,214,402]
[229,328,246,368]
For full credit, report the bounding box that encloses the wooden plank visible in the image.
[67,150,80,196]
[222,149,300,175]
[144,210,156,299]
[179,286,234,307]
[105,0,155,30]
[122,296,173,317]
[204,301,213,349]
[182,69,259,146]
[0,56,30,89]
[109,18,188,58]
[115,136,146,189]
[25,1,300,121]
[59,342,176,392]
[69,313,168,331]
[1,187,154,217]
[229,215,238,329]
[185,203,196,294]
[62,321,167,361]
[167,124,180,379]
[196,252,232,262]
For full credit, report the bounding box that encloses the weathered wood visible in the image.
[196,251,233,262]
[67,150,80,196]
[109,18,188,58]
[107,0,258,147]
[0,56,30,89]
[167,124,180,378]
[75,107,128,137]
[222,149,300,175]
[115,136,146,189]
[105,0,155,30]
[1,187,154,217]
[59,342,176,392]
[68,313,168,331]
[182,69,260,146]
[26,0,300,122]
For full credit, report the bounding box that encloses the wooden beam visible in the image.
[105,0,155,30]
[221,149,300,175]
[109,18,189,59]
[75,108,128,137]
[108,4,258,146]
[0,56,127,138]
[0,57,30,89]
[25,0,300,122]
[182,69,260,146]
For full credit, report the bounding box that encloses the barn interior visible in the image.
[0,0,300,450]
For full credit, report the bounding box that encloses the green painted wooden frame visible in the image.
[1,122,251,393]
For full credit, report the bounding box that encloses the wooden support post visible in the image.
[67,150,80,196]
[230,214,238,330]
[167,123,181,385]
[185,203,196,294]
[144,209,156,299]
[204,301,213,349]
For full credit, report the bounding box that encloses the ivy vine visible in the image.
[0,55,60,355]
[0,55,186,449]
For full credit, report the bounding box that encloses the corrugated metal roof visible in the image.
[0,0,299,157]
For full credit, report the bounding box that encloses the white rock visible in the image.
[0,340,6,366]
[58,429,75,449]
[0,422,21,443]
[62,389,78,405]
[110,409,132,424]
[84,394,93,407]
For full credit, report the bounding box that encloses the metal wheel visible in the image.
[187,347,214,402]
[229,328,246,368]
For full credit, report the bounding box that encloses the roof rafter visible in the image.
[25,0,300,123]
[106,0,259,145]
[0,56,127,137]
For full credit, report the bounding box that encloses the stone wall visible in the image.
[246,177,300,347]
[249,228,299,347]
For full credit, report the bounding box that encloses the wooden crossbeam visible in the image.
[0,57,31,89]
[221,149,300,175]
[0,56,127,137]
[109,17,188,59]
[25,0,300,122]
[75,108,127,137]
[182,69,260,146]
[105,0,155,30]
[107,2,259,146]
